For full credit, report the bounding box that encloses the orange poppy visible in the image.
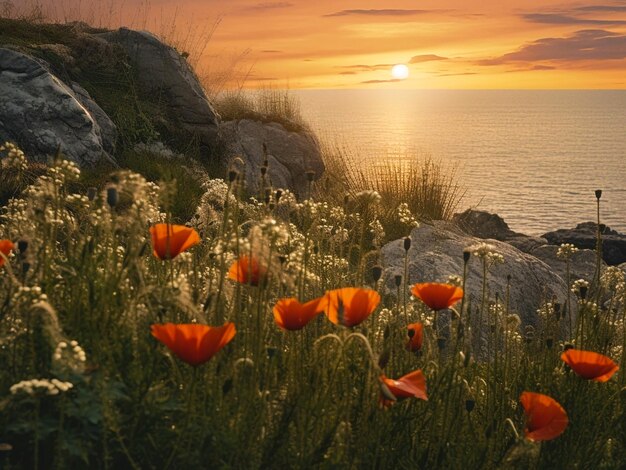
[323,287,380,327]
[406,322,424,352]
[273,296,326,331]
[228,255,268,286]
[151,322,236,366]
[411,282,464,311]
[149,224,200,260]
[380,369,428,406]
[519,391,568,441]
[0,240,14,267]
[561,349,619,382]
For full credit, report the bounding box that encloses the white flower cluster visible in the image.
[46,159,81,185]
[601,266,625,291]
[10,285,48,306]
[469,242,505,264]
[0,142,28,171]
[571,278,590,295]
[53,340,87,363]
[368,219,385,247]
[10,378,73,396]
[397,202,419,228]
[556,243,579,260]
[446,274,462,287]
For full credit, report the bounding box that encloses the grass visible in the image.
[215,87,309,133]
[0,146,625,469]
[316,141,466,242]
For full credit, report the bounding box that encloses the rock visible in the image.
[70,82,117,154]
[381,222,570,329]
[0,48,115,166]
[529,245,600,285]
[542,222,626,266]
[99,28,219,145]
[452,209,517,240]
[453,209,547,254]
[220,119,324,197]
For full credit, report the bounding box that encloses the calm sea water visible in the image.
[293,90,626,236]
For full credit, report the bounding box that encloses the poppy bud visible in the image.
[266,347,277,358]
[22,261,30,275]
[372,265,383,282]
[87,187,97,201]
[278,255,287,265]
[260,166,268,176]
[228,169,238,183]
[106,187,118,208]
[394,274,402,287]
[275,189,283,202]
[305,170,316,182]
[580,285,588,300]
[407,328,415,338]
[595,189,602,200]
[457,322,465,339]
[222,379,233,396]
[553,302,561,320]
[343,194,350,206]
[465,399,475,412]
[464,351,471,367]
[403,237,411,251]
[463,250,470,264]
[264,189,271,205]
[546,338,554,349]
[269,203,275,210]
[17,240,28,254]
[383,324,391,339]
[437,337,447,351]
[506,274,512,283]
[378,349,390,369]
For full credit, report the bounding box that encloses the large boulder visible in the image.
[542,222,626,266]
[453,209,547,254]
[220,119,325,197]
[0,48,115,166]
[99,28,219,145]
[381,222,570,328]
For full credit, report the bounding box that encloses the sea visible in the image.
[293,90,626,236]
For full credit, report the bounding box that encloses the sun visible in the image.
[391,64,409,80]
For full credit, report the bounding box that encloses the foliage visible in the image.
[1,145,625,469]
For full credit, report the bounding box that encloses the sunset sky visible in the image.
[36,0,626,88]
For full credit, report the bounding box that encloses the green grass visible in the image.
[0,147,625,469]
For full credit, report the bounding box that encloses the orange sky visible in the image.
[30,0,626,89]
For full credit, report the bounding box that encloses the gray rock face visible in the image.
[220,119,325,197]
[100,28,219,145]
[381,222,570,328]
[0,48,115,166]
[542,222,626,266]
[70,82,117,154]
[453,209,547,254]
[529,245,600,285]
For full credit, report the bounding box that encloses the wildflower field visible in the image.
[1,142,625,469]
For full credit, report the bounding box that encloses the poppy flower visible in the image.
[411,282,464,311]
[519,391,568,441]
[228,255,268,286]
[380,369,428,406]
[149,224,200,260]
[323,287,380,327]
[273,296,326,331]
[561,349,619,382]
[151,322,236,366]
[406,322,424,352]
[0,240,14,267]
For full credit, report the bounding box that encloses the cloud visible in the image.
[339,63,394,72]
[261,50,282,53]
[324,9,439,18]
[409,54,448,63]
[522,13,626,25]
[245,2,293,11]
[437,72,477,77]
[478,29,626,65]
[360,78,401,83]
[576,5,626,12]
[505,65,556,72]
[339,71,357,75]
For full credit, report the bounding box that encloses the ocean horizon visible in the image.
[294,89,626,236]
